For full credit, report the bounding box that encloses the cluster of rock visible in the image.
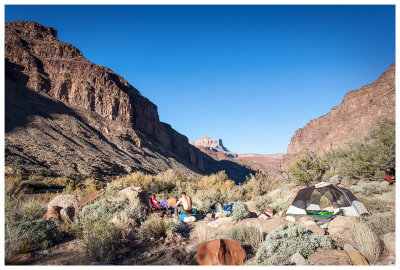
[193,208,395,266]
[5,21,253,182]
[283,63,395,165]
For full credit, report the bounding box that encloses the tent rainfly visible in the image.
[285,182,368,217]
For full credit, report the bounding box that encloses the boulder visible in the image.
[117,186,150,209]
[308,250,352,265]
[290,252,306,265]
[327,216,356,247]
[258,214,270,220]
[296,216,316,226]
[47,194,80,210]
[207,217,233,228]
[383,232,396,255]
[167,198,178,208]
[43,206,62,220]
[236,216,288,234]
[345,250,369,265]
[59,206,75,222]
[285,216,296,223]
[196,239,246,265]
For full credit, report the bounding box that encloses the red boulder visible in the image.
[196,239,246,265]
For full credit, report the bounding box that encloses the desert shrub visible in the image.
[287,150,327,185]
[240,172,279,200]
[195,223,213,243]
[72,198,133,262]
[268,201,290,212]
[196,171,235,196]
[254,194,273,213]
[348,218,381,264]
[5,194,51,260]
[231,201,250,221]
[352,180,387,196]
[255,223,332,265]
[16,219,62,253]
[360,196,391,213]
[219,224,263,254]
[363,212,395,236]
[144,215,173,238]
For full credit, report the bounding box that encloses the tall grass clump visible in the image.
[348,218,381,264]
[255,223,332,265]
[219,224,263,254]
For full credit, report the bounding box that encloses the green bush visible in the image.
[143,215,177,238]
[254,194,273,213]
[255,223,332,265]
[287,150,326,185]
[72,198,130,263]
[352,181,387,196]
[16,219,62,253]
[231,201,250,221]
[5,194,51,261]
[240,172,279,200]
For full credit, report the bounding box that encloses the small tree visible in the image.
[287,149,326,185]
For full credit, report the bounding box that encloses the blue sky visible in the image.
[5,5,395,154]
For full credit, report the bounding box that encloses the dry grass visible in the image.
[218,223,264,254]
[348,218,381,264]
[195,223,213,243]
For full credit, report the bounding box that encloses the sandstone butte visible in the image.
[282,62,395,166]
[5,21,254,182]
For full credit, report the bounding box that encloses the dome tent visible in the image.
[285,182,368,217]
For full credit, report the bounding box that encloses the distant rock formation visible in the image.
[5,21,254,182]
[283,63,395,166]
[193,136,284,178]
[194,136,238,158]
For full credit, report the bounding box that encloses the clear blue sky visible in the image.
[5,5,395,154]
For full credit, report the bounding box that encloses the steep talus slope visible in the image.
[5,21,254,182]
[283,63,395,165]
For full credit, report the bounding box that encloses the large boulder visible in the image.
[327,216,356,247]
[46,194,80,222]
[207,217,234,228]
[117,186,150,209]
[43,206,62,220]
[308,250,352,265]
[383,232,396,255]
[47,194,80,210]
[345,250,369,265]
[196,239,246,265]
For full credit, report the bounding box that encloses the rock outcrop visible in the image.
[283,63,395,165]
[5,21,254,182]
[194,136,238,158]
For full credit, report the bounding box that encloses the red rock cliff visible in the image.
[283,63,395,165]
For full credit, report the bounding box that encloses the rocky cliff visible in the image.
[5,21,254,182]
[283,63,395,165]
